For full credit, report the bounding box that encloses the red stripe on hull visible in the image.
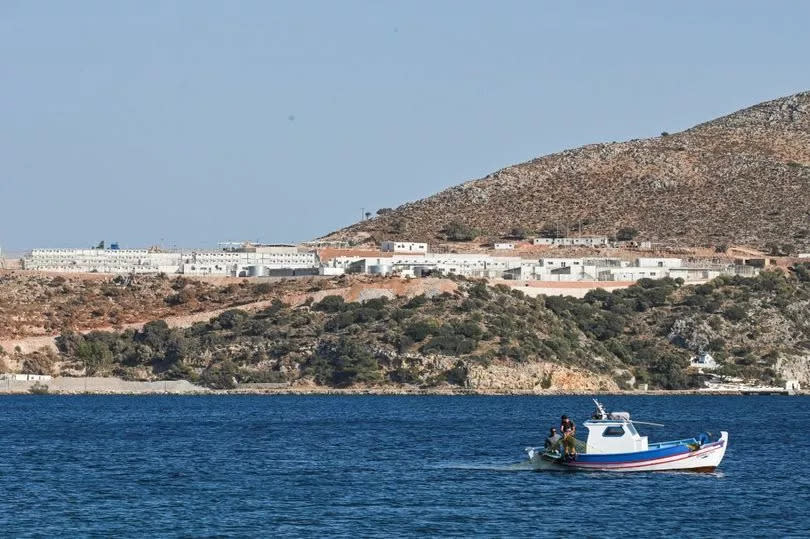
[563,442,724,470]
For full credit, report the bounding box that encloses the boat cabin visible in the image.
[583,416,649,454]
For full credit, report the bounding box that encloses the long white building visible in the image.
[183,245,318,276]
[23,244,318,276]
[24,248,183,273]
[325,251,755,283]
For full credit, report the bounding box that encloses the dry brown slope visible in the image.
[325,91,810,249]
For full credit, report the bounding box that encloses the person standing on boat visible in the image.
[560,415,575,436]
[560,415,577,460]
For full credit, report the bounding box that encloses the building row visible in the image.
[320,253,758,283]
[23,245,318,277]
[21,240,759,283]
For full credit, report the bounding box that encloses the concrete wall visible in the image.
[0,376,209,394]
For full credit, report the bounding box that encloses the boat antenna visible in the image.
[627,420,665,427]
[592,398,608,419]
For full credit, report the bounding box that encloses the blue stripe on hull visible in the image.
[574,444,690,464]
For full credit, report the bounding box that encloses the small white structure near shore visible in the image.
[0,373,52,382]
[690,352,718,371]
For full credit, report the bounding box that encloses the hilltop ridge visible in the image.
[324,91,810,250]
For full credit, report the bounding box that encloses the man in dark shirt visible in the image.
[560,415,577,460]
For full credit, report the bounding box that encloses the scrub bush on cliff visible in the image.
[313,295,346,313]
[306,337,382,387]
[200,360,239,389]
[440,221,478,241]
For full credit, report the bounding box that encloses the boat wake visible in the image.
[435,460,535,472]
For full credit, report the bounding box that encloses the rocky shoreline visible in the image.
[0,376,804,396]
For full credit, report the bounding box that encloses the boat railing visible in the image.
[647,437,699,450]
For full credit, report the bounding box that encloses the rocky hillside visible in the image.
[326,91,810,250]
[0,272,369,341]
[8,267,810,391]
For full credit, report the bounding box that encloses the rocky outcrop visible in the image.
[775,355,810,386]
[466,360,618,392]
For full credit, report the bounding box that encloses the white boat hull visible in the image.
[529,432,728,473]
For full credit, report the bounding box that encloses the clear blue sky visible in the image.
[2,0,808,251]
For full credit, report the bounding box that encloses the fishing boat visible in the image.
[526,400,728,472]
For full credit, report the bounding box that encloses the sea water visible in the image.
[1,395,808,537]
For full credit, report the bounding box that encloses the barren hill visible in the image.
[325,91,810,250]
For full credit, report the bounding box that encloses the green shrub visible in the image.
[723,305,747,322]
[389,366,420,384]
[456,320,483,340]
[616,227,638,241]
[307,338,381,387]
[313,295,346,313]
[444,360,469,386]
[421,335,477,355]
[404,295,428,309]
[440,221,478,241]
[324,311,357,331]
[404,319,437,342]
[200,360,238,389]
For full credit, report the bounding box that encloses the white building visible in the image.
[182,246,318,277]
[607,267,670,281]
[494,242,515,250]
[690,352,718,371]
[24,248,182,274]
[635,257,682,268]
[380,241,428,254]
[668,267,724,282]
[24,244,318,277]
[335,253,528,278]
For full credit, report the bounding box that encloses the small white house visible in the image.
[380,241,428,254]
[494,242,515,250]
[690,352,718,371]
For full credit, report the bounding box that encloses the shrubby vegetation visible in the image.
[45,268,810,390]
[440,221,478,241]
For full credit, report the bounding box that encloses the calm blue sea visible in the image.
[1,395,808,537]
